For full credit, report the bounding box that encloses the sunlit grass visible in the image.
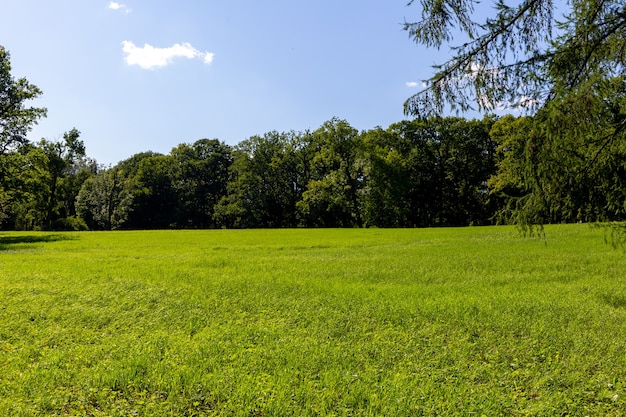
[1,225,625,416]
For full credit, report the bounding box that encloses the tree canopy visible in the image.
[404,0,626,228]
[0,46,47,154]
[403,0,626,118]
[0,46,48,224]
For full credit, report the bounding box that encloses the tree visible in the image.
[362,117,498,227]
[404,0,626,226]
[297,118,365,227]
[170,139,232,228]
[403,0,626,117]
[76,167,131,230]
[0,46,47,154]
[0,46,47,225]
[214,131,303,228]
[115,151,163,179]
[80,151,163,230]
[0,145,49,230]
[490,110,626,226]
[127,154,178,229]
[361,126,412,227]
[38,128,90,227]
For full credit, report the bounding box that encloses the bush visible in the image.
[48,216,89,231]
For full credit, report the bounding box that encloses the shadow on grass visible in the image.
[601,292,626,309]
[0,234,77,251]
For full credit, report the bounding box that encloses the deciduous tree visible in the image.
[298,118,365,227]
[170,139,232,228]
[128,154,178,229]
[214,131,303,228]
[0,46,47,225]
[39,128,90,227]
[363,117,497,227]
[76,167,131,230]
[0,46,47,154]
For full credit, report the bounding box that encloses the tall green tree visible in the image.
[363,117,497,227]
[0,46,47,154]
[0,145,49,229]
[170,139,232,228]
[214,131,303,228]
[76,167,131,230]
[361,126,412,227]
[0,46,47,224]
[297,118,365,227]
[490,109,626,226]
[38,128,90,227]
[404,0,626,227]
[127,154,178,229]
[82,151,163,230]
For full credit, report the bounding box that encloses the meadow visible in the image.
[1,225,625,416]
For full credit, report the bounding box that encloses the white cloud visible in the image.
[122,41,215,70]
[109,2,131,13]
[405,81,420,88]
[202,52,215,64]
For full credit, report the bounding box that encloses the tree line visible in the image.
[3,114,626,231]
[2,44,625,230]
[1,114,503,230]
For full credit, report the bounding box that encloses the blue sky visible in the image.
[2,1,450,165]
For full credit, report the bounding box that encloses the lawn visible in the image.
[1,225,625,416]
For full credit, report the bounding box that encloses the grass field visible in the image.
[1,225,625,416]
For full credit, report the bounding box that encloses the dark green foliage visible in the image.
[77,142,234,230]
[127,155,179,229]
[0,46,47,154]
[47,216,89,231]
[214,131,304,228]
[38,128,92,228]
[211,117,500,228]
[363,117,498,227]
[298,118,365,227]
[490,89,626,226]
[404,0,626,228]
[170,139,232,228]
[360,126,411,227]
[0,129,93,230]
[1,110,622,230]
[76,167,131,230]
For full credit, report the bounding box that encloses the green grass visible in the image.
[1,225,625,416]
